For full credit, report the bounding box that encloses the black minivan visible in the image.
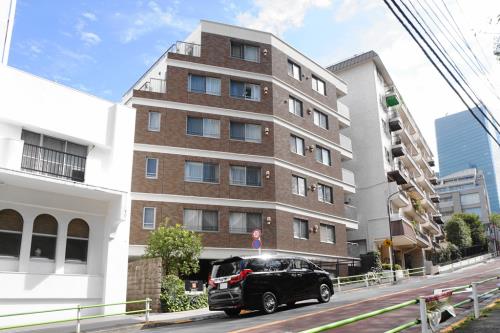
[208,255,333,316]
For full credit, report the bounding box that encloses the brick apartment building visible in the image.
[123,20,357,277]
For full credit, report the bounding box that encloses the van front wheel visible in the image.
[318,283,331,303]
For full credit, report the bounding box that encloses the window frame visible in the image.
[229,121,262,143]
[230,80,261,101]
[183,209,219,232]
[292,175,307,197]
[320,223,336,244]
[315,145,331,166]
[142,207,156,230]
[288,96,303,117]
[148,111,161,132]
[317,183,333,204]
[187,74,221,96]
[313,109,329,130]
[290,134,305,156]
[145,157,159,179]
[293,218,309,240]
[184,161,220,184]
[311,75,326,95]
[287,60,301,81]
[229,212,263,234]
[186,116,220,139]
[230,41,260,63]
[229,165,262,187]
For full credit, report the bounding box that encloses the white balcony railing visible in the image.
[339,133,352,151]
[344,204,357,221]
[138,78,166,93]
[337,102,350,119]
[342,168,355,185]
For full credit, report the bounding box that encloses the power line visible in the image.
[383,0,500,147]
[404,0,500,132]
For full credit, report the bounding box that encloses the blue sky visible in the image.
[8,0,500,157]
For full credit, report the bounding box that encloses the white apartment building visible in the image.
[0,2,136,325]
[328,51,443,269]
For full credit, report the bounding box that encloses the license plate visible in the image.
[219,282,228,289]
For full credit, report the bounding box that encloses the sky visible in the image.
[8,0,500,163]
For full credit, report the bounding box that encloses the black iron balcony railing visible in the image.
[21,143,86,182]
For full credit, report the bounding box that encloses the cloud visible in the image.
[119,1,193,43]
[334,0,378,22]
[82,12,97,21]
[236,0,331,36]
[80,32,102,45]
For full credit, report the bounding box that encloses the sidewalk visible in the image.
[8,308,225,333]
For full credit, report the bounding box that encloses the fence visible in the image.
[301,276,499,333]
[333,267,425,292]
[0,299,151,332]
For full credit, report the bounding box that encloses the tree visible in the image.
[491,213,500,228]
[144,222,203,277]
[445,216,472,249]
[454,213,486,246]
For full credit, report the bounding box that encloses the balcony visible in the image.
[385,87,401,107]
[388,110,403,132]
[416,230,431,249]
[430,193,440,203]
[390,214,417,247]
[391,191,411,208]
[167,41,201,57]
[391,136,406,158]
[337,102,350,129]
[432,213,444,225]
[344,204,357,221]
[138,78,166,93]
[21,144,86,182]
[428,159,435,167]
[339,133,352,152]
[387,159,410,185]
[342,168,355,186]
[429,176,438,185]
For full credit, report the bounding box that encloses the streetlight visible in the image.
[386,185,415,283]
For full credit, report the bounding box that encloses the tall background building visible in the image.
[435,109,500,213]
[123,20,358,277]
[328,51,442,269]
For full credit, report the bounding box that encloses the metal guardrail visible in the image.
[333,267,425,291]
[306,275,499,333]
[0,298,151,332]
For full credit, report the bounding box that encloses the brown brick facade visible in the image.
[128,27,351,261]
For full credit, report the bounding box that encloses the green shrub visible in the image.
[382,263,402,270]
[160,275,208,312]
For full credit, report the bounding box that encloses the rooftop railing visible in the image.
[167,41,201,57]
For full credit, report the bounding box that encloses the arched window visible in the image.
[0,209,24,257]
[65,219,89,263]
[31,214,58,260]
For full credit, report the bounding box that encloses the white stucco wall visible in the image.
[0,64,136,326]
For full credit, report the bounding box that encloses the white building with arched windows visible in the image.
[0,64,136,326]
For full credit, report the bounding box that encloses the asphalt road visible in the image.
[141,259,500,333]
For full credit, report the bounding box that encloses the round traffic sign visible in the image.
[383,239,393,247]
[252,229,261,240]
[252,239,262,249]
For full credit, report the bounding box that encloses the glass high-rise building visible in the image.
[435,108,500,213]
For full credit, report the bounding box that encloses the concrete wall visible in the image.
[127,258,163,312]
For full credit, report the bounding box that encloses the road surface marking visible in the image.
[229,265,500,333]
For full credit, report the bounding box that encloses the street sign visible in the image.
[383,239,393,247]
[252,239,262,249]
[252,229,261,240]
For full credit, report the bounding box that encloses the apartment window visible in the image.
[463,207,482,216]
[381,119,389,135]
[30,214,58,260]
[318,183,333,203]
[230,166,261,186]
[230,122,262,143]
[287,60,301,80]
[292,175,306,196]
[315,145,331,166]
[460,193,480,206]
[320,224,336,244]
[229,212,262,233]
[148,111,161,131]
[183,209,218,232]
[293,218,308,239]
[186,116,220,138]
[230,42,259,62]
[230,81,261,101]
[312,75,326,95]
[385,148,391,163]
[65,219,89,263]
[142,207,156,229]
[184,161,219,183]
[145,157,158,179]
[0,209,23,257]
[188,74,221,95]
[290,135,305,156]
[288,96,303,117]
[313,110,328,129]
